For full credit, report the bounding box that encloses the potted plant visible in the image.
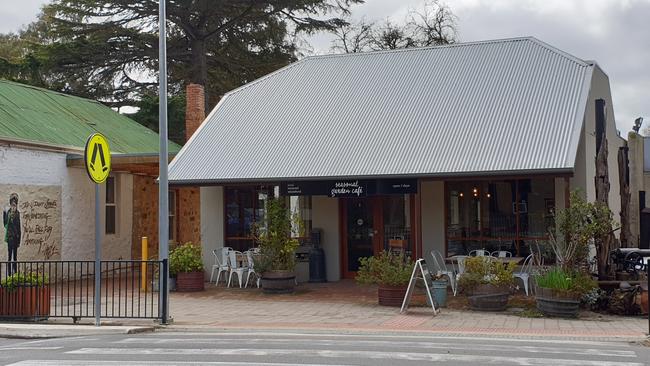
[169,242,205,292]
[0,272,50,319]
[535,267,596,317]
[534,191,601,317]
[356,251,413,306]
[458,256,516,311]
[255,198,300,294]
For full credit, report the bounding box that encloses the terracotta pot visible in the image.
[261,270,295,294]
[466,284,510,311]
[176,271,205,292]
[0,286,50,319]
[535,286,581,318]
[377,285,408,307]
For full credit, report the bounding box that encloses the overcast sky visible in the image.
[1,0,648,134]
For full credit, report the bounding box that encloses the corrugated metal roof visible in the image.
[0,80,181,154]
[168,37,594,184]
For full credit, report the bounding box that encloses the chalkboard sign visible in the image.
[400,259,439,315]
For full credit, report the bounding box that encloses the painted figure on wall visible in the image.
[3,193,21,275]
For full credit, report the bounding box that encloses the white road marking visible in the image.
[0,347,63,351]
[151,331,637,346]
[65,347,644,366]
[112,337,636,357]
[8,361,355,366]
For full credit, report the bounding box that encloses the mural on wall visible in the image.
[0,184,61,261]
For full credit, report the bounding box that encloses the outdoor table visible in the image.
[446,255,524,265]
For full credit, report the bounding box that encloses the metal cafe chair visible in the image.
[227,250,249,288]
[244,250,260,288]
[513,254,534,296]
[210,249,230,286]
[430,250,458,296]
[491,250,513,258]
[469,249,490,257]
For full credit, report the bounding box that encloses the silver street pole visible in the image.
[94,183,101,326]
[158,0,170,324]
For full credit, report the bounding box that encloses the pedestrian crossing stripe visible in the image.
[84,133,111,184]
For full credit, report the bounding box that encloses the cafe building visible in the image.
[168,37,624,282]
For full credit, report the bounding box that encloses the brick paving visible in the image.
[168,280,649,340]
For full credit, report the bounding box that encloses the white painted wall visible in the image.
[0,144,135,261]
[421,180,445,257]
[312,196,340,282]
[571,66,622,235]
[200,186,223,280]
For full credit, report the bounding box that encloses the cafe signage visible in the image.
[280,179,417,197]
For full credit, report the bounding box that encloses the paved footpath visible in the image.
[166,283,650,342]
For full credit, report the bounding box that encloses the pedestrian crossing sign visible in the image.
[84,133,111,184]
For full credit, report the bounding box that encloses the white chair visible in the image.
[513,254,534,296]
[244,250,260,288]
[209,248,230,286]
[430,250,458,296]
[454,255,468,275]
[491,250,512,258]
[227,250,248,288]
[469,249,489,257]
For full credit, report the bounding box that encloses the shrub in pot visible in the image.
[0,272,50,319]
[535,267,596,317]
[458,256,515,311]
[356,251,413,306]
[169,242,205,292]
[255,198,300,294]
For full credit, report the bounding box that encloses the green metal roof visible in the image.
[0,80,181,154]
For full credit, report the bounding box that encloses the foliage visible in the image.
[457,256,516,292]
[254,198,300,273]
[0,272,48,292]
[0,0,361,110]
[331,0,457,53]
[169,242,204,275]
[535,267,596,296]
[581,287,608,311]
[125,93,187,145]
[545,190,616,271]
[356,251,414,287]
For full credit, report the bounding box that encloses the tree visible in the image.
[3,0,362,110]
[125,94,186,145]
[331,0,457,53]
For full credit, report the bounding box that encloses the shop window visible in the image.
[383,194,411,255]
[105,176,116,235]
[446,178,555,256]
[288,196,312,239]
[225,186,273,251]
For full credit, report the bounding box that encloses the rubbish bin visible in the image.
[426,280,448,308]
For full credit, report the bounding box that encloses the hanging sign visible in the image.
[84,133,112,184]
[400,258,439,315]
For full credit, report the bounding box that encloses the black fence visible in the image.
[0,260,167,322]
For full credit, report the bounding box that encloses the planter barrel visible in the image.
[467,284,509,311]
[378,285,408,307]
[0,286,50,320]
[176,271,205,292]
[535,287,580,318]
[261,271,296,294]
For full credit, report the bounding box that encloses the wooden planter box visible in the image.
[378,285,408,307]
[0,286,50,320]
[467,284,510,311]
[261,271,295,294]
[535,287,580,318]
[176,271,205,292]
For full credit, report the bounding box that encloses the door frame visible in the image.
[339,197,384,279]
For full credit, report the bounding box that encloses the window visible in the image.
[287,196,312,239]
[446,178,555,257]
[105,176,116,234]
[225,186,273,251]
[169,190,177,243]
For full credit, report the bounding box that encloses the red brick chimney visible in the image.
[185,83,206,142]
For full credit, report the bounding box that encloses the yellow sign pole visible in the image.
[141,237,148,292]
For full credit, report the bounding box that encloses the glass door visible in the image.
[343,198,381,278]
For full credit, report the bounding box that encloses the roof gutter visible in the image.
[0,136,84,154]
[167,168,575,187]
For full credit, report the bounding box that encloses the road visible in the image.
[0,329,648,365]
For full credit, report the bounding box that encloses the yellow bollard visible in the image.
[141,237,148,291]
